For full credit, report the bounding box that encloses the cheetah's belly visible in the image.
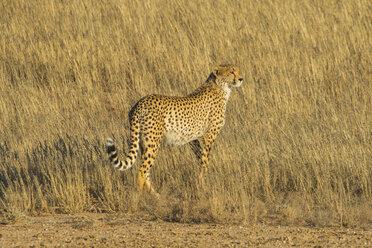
[163,130,200,146]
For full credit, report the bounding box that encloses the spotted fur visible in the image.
[106,65,243,196]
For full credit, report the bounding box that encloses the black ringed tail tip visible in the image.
[106,138,116,153]
[107,138,114,146]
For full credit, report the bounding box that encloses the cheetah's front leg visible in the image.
[200,127,221,173]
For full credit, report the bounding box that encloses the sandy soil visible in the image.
[0,213,370,247]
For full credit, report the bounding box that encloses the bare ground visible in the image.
[0,213,370,247]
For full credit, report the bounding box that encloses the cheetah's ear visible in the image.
[213,65,220,76]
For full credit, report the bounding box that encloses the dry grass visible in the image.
[0,0,371,227]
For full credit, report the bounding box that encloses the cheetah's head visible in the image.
[210,65,243,88]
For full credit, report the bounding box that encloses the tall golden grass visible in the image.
[0,0,371,227]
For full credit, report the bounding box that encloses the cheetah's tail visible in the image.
[106,137,138,171]
[106,107,141,170]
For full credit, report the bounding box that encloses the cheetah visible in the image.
[106,65,243,196]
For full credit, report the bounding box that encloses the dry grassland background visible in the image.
[0,0,371,227]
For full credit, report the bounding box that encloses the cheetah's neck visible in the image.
[221,83,231,102]
[205,76,232,102]
[197,78,231,102]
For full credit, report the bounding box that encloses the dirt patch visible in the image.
[0,213,370,247]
